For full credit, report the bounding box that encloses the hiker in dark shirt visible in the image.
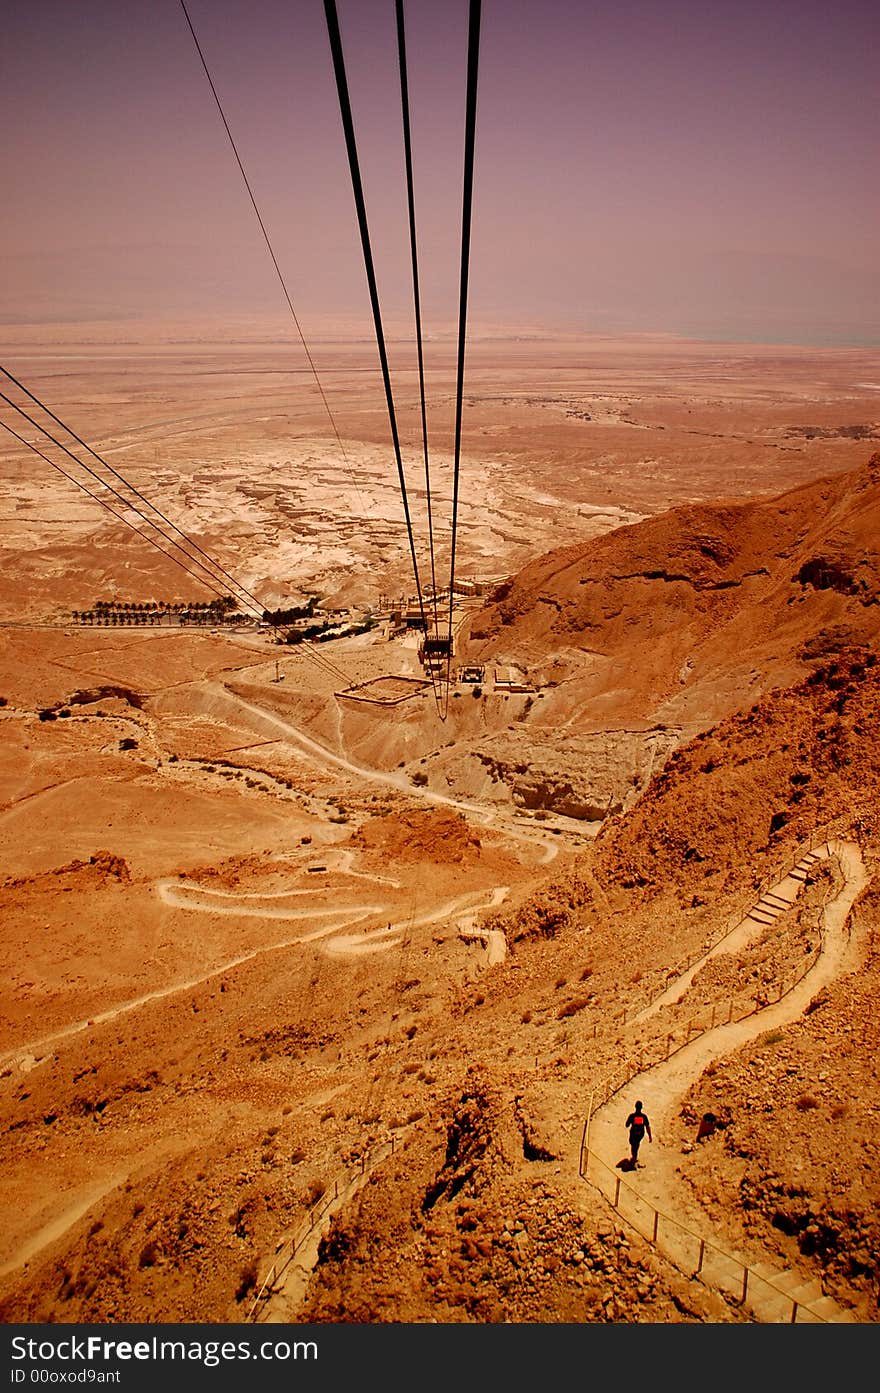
[625,1100,652,1166]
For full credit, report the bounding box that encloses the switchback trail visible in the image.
[580,838,870,1322]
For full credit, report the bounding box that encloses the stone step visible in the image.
[765,1269,825,1305]
[761,891,793,909]
[805,1294,859,1323]
[746,1264,857,1322]
[746,1262,802,1317]
[747,907,777,925]
[754,901,784,918]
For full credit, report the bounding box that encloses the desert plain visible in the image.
[0,322,879,1324]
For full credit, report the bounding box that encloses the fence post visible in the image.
[741,1268,749,1305]
[791,1302,798,1324]
[614,1176,621,1207]
[696,1239,705,1274]
[652,1210,659,1245]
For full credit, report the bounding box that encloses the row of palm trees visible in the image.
[71,598,249,627]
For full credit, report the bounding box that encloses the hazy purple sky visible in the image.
[2,0,878,344]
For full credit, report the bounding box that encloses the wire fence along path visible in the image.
[245,1127,414,1324]
[531,815,861,1073]
[244,824,868,1325]
[576,833,867,1324]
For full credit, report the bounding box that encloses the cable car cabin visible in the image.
[419,635,453,667]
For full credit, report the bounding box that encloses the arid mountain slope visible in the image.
[431,453,880,821]
[1,454,878,1326]
[467,452,880,727]
[293,651,880,1323]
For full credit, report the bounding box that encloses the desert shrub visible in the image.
[554,976,567,990]
[521,1010,532,1024]
[235,1259,258,1302]
[580,966,594,981]
[119,737,137,751]
[557,996,591,1019]
[795,1094,819,1111]
[411,771,428,786]
[305,1180,326,1208]
[38,709,57,722]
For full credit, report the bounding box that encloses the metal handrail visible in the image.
[581,1145,828,1324]
[532,825,849,1072]
[575,833,863,1324]
[245,1126,414,1323]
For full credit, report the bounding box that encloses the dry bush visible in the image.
[795,1094,820,1111]
[557,996,591,1019]
[235,1259,258,1302]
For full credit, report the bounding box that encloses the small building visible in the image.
[458,665,485,684]
[493,665,531,693]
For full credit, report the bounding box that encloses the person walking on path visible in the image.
[625,1100,652,1167]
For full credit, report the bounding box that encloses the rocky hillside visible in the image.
[435,452,880,822]
[467,452,880,727]
[291,650,880,1323]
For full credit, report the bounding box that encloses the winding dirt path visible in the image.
[210,682,561,866]
[580,838,870,1322]
[1,879,508,1076]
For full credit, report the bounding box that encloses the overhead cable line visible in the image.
[0,386,352,685]
[0,417,259,613]
[445,0,482,708]
[395,0,439,641]
[0,363,265,618]
[322,0,434,669]
[177,0,370,519]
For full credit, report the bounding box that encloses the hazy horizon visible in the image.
[3,0,878,348]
